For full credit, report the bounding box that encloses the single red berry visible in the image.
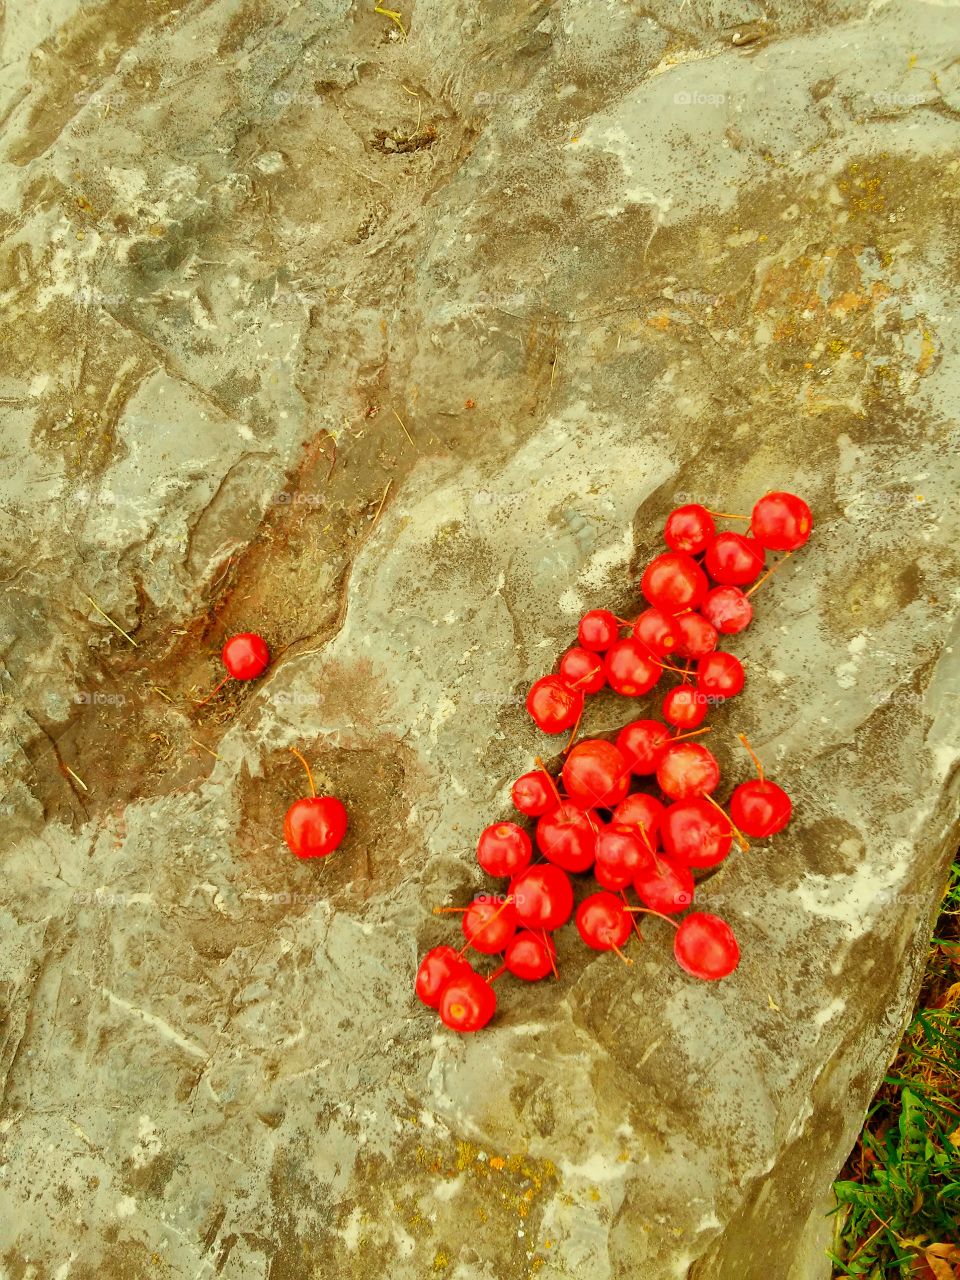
[656,741,720,801]
[461,894,518,954]
[512,770,558,817]
[510,865,574,931]
[558,646,606,694]
[476,822,532,877]
[674,913,740,980]
[594,823,653,889]
[660,798,733,868]
[575,892,632,951]
[664,504,715,555]
[284,795,348,858]
[675,610,718,659]
[611,792,664,846]
[561,739,631,809]
[578,609,620,652]
[640,552,708,614]
[701,586,753,634]
[751,491,812,551]
[505,930,556,981]
[729,780,792,837]
[536,803,598,872]
[703,533,765,586]
[633,607,680,657]
[526,675,583,733]
[222,632,270,680]
[616,719,671,775]
[439,969,497,1031]
[415,946,471,1008]
[696,651,745,700]
[604,638,661,697]
[633,855,695,914]
[662,685,708,729]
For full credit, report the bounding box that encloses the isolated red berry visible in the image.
[526,675,583,733]
[510,865,574,931]
[415,946,471,1008]
[751,491,812,551]
[284,796,348,858]
[701,586,753,634]
[656,741,720,801]
[461,895,518,954]
[578,609,620,652]
[697,651,745,700]
[703,533,765,586]
[561,739,631,809]
[660,798,733,868]
[439,969,497,1031]
[729,780,792,837]
[633,607,680,657]
[675,610,718,659]
[674,913,740,980]
[558,646,606,694]
[594,824,653,889]
[664,504,715,555]
[611,792,664,846]
[536,803,598,872]
[576,892,632,951]
[512,770,558,817]
[604,638,661,697]
[222,632,270,680]
[505,930,556,981]
[634,855,695,914]
[641,552,708,614]
[477,822,532,877]
[662,684,708,729]
[616,719,671,774]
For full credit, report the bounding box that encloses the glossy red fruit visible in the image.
[616,720,671,775]
[536,803,598,872]
[641,552,708,614]
[697,651,745,701]
[703,533,765,586]
[461,895,518,954]
[633,608,680,657]
[415,946,471,1008]
[510,865,575,931]
[751,491,813,552]
[284,795,348,858]
[702,586,753,635]
[675,610,719,659]
[526,675,583,733]
[222,632,270,680]
[439,969,497,1031]
[662,685,708,729]
[558,646,606,694]
[656,741,720,801]
[729,780,792,837]
[512,770,558,817]
[611,792,665,846]
[561,740,631,809]
[604,638,661,697]
[575,892,632,951]
[505,930,556,981]
[664,504,715,555]
[661,798,733,868]
[594,824,653,889]
[578,609,620,652]
[477,822,532,877]
[634,855,695,914]
[674,913,740,980]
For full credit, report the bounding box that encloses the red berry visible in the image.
[751,491,812,551]
[656,741,720,801]
[222,632,270,680]
[616,720,671,775]
[611,792,664,846]
[283,795,348,858]
[664,504,715,555]
[701,586,753,634]
[439,969,497,1031]
[561,739,631,809]
[604,638,661,697]
[640,552,708,614]
[634,855,695,914]
[558,646,606,694]
[674,913,740,980]
[633,607,680,657]
[526,675,583,733]
[662,684,708,729]
[461,895,518,954]
[729,779,792,837]
[578,609,620,652]
[510,865,574,931]
[660,798,733,868]
[536,803,598,872]
[505,930,556,981]
[512,770,558,817]
[415,946,471,1008]
[594,824,653,889]
[697,651,745,700]
[575,892,632,951]
[703,533,765,586]
[476,822,532,877]
[675,610,718,659]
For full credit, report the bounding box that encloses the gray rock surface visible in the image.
[2,0,960,1276]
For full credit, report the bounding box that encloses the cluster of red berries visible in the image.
[197,632,347,858]
[416,492,812,1033]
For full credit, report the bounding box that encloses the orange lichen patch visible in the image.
[646,313,671,331]
[917,331,938,375]
[829,291,869,318]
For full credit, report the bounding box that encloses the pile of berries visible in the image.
[416,492,812,1032]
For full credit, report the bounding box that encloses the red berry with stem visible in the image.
[526,675,583,733]
[633,608,681,657]
[662,684,708,729]
[702,586,753,635]
[674,913,740,980]
[751,491,813,552]
[512,769,558,817]
[536,803,598,872]
[510,864,574,931]
[461,894,518,954]
[604,638,661,697]
[703,533,765,586]
[415,946,471,1008]
[697,651,745,701]
[576,892,632,952]
[594,824,653,889]
[558,646,606,694]
[641,552,708,614]
[283,748,348,858]
[505,930,557,981]
[578,609,620,652]
[728,734,792,837]
[634,855,695,914]
[660,797,733,868]
[616,719,671,774]
[476,822,532,877]
[664,504,715,555]
[656,741,720,801]
[439,969,497,1031]
[675,610,718,660]
[611,792,665,846]
[561,739,631,809]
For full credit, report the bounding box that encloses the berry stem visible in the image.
[488,964,508,983]
[614,615,636,628]
[289,746,317,797]
[622,891,645,942]
[745,551,793,597]
[706,510,751,520]
[563,702,584,754]
[534,757,563,806]
[541,929,560,980]
[737,733,765,782]
[611,943,634,966]
[701,790,750,851]
[433,906,468,914]
[192,675,230,706]
[625,907,681,930]
[670,726,713,742]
